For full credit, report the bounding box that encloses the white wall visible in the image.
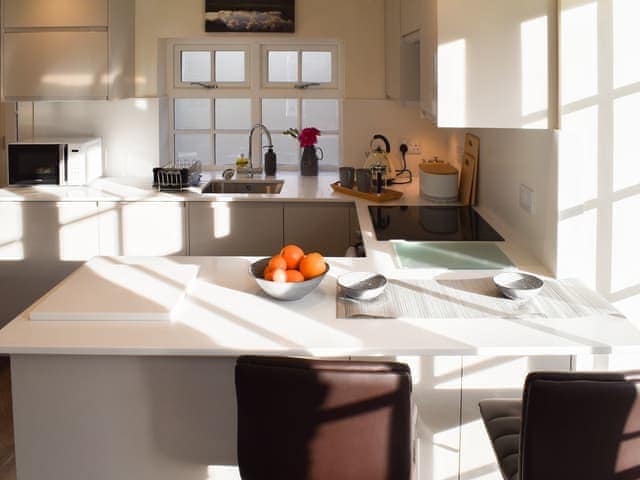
[23,99,162,178]
[453,129,558,273]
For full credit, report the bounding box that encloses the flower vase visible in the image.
[300,146,323,176]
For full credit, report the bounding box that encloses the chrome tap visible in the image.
[248,124,273,178]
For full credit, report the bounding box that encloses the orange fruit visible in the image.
[285,270,305,283]
[268,255,287,271]
[263,266,275,281]
[271,268,287,283]
[299,253,327,280]
[280,245,305,269]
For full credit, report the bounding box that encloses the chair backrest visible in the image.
[521,371,640,480]
[235,356,412,480]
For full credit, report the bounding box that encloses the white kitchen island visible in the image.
[0,253,636,480]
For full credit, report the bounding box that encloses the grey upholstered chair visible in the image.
[479,371,640,480]
[235,356,412,480]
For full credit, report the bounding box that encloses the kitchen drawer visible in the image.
[3,0,108,28]
[283,203,351,257]
[4,31,109,99]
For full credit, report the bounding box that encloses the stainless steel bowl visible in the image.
[493,272,544,301]
[250,258,329,301]
[338,272,388,301]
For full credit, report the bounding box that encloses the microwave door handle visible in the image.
[63,144,68,184]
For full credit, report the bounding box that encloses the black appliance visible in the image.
[369,206,504,242]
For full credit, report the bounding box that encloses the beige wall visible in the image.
[135,0,386,99]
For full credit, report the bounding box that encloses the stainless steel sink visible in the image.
[202,179,284,194]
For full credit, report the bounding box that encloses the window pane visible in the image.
[175,133,212,167]
[317,134,340,165]
[216,51,245,83]
[175,98,211,130]
[262,98,299,131]
[268,51,298,82]
[266,135,299,165]
[302,99,339,131]
[181,51,211,83]
[216,134,250,166]
[215,99,251,130]
[302,51,332,83]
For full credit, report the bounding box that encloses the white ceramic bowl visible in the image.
[493,272,544,301]
[250,258,329,301]
[338,272,388,301]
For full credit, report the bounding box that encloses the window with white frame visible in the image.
[169,41,342,170]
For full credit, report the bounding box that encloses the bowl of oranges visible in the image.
[250,245,329,301]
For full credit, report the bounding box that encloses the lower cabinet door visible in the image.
[283,203,351,257]
[459,355,571,480]
[188,202,284,256]
[98,202,187,256]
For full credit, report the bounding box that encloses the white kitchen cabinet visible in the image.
[98,202,187,257]
[283,203,351,257]
[189,202,284,256]
[3,0,108,28]
[419,0,437,121]
[385,0,420,102]
[459,356,570,479]
[2,0,134,100]
[4,32,109,99]
[436,0,556,128]
[401,0,422,36]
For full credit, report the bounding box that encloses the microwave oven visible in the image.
[8,137,103,186]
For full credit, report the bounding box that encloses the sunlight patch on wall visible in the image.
[521,16,548,118]
[613,91,640,192]
[558,105,599,210]
[41,73,95,87]
[437,39,466,126]
[557,209,597,288]
[613,0,640,89]
[561,2,598,105]
[58,204,99,261]
[0,204,24,261]
[207,465,240,480]
[611,194,640,293]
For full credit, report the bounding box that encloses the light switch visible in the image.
[519,184,535,214]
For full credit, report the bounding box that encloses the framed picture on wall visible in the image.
[205,1,295,33]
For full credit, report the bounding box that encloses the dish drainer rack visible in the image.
[153,160,202,192]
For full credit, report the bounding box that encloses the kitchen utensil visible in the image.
[458,153,477,205]
[330,182,403,202]
[493,272,544,301]
[338,272,388,300]
[463,133,480,204]
[363,134,401,184]
[339,167,355,188]
[250,258,329,301]
[356,168,372,193]
[419,159,459,202]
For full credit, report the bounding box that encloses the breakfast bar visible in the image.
[0,252,635,480]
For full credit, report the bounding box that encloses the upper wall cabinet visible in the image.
[385,0,420,102]
[4,0,108,28]
[401,0,421,36]
[436,0,557,129]
[2,0,134,101]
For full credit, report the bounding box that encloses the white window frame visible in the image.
[166,38,344,171]
[173,44,251,89]
[262,44,340,90]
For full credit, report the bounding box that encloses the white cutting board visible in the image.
[30,259,200,321]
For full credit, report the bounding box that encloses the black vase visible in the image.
[300,146,321,176]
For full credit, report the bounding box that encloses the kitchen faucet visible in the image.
[247,124,273,178]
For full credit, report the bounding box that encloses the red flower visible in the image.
[298,128,321,148]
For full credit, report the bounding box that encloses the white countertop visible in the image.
[2,172,625,358]
[0,255,634,357]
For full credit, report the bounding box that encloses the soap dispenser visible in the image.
[264,147,277,176]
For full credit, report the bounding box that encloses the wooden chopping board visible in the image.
[458,152,477,206]
[463,133,480,205]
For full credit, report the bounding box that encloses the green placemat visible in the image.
[393,242,513,270]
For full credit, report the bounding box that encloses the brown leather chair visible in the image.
[479,371,640,480]
[235,356,412,480]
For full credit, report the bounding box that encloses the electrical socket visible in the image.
[407,143,422,155]
[519,184,535,214]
